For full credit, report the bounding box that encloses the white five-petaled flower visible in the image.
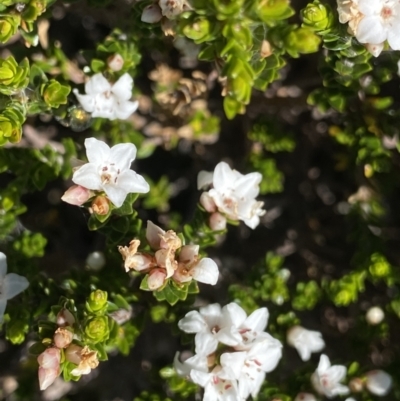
[72,137,149,208]
[73,73,138,120]
[311,354,350,398]
[287,325,325,361]
[198,162,265,229]
[0,252,29,323]
[365,370,392,396]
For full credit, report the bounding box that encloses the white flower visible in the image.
[294,393,317,401]
[73,73,138,120]
[355,0,400,51]
[287,326,325,361]
[365,306,385,325]
[159,0,191,19]
[0,252,29,323]
[198,162,265,229]
[311,354,350,398]
[174,352,208,378]
[365,370,392,396]
[72,137,149,208]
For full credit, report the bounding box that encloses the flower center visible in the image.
[381,6,393,20]
[99,163,120,185]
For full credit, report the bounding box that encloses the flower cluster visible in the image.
[174,303,282,400]
[73,73,138,120]
[337,0,400,56]
[62,137,149,209]
[141,0,191,24]
[198,161,265,230]
[37,308,99,390]
[118,221,219,291]
[0,252,29,323]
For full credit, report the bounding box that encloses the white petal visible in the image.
[178,245,199,264]
[103,184,128,207]
[244,307,269,332]
[4,273,29,300]
[195,331,219,355]
[199,303,222,328]
[356,16,387,45]
[114,100,139,120]
[234,172,262,198]
[250,371,265,398]
[213,162,238,191]
[178,310,206,333]
[0,299,7,322]
[85,137,111,165]
[117,170,150,194]
[72,163,102,190]
[331,383,350,396]
[0,252,7,277]
[216,326,243,346]
[387,22,400,50]
[85,73,111,95]
[190,370,210,387]
[328,365,347,382]
[146,221,165,250]
[73,91,95,113]
[366,370,392,396]
[252,339,282,372]
[111,73,133,101]
[109,143,137,169]
[220,352,247,379]
[357,0,381,16]
[222,303,247,328]
[297,345,312,362]
[174,352,208,376]
[191,258,219,285]
[197,170,214,190]
[317,354,331,373]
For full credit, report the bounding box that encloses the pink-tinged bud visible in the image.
[91,196,110,216]
[56,308,75,327]
[37,348,61,370]
[200,192,216,212]
[148,268,167,290]
[141,4,163,23]
[61,185,92,206]
[38,366,59,391]
[209,212,226,231]
[65,344,83,365]
[107,53,124,72]
[125,253,154,272]
[53,327,74,348]
[349,377,364,392]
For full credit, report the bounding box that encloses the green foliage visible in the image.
[0,102,26,145]
[0,56,29,95]
[13,231,47,258]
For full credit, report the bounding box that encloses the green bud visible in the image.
[0,56,30,95]
[22,0,46,22]
[6,319,29,345]
[285,27,321,57]
[86,290,108,313]
[0,14,20,43]
[369,253,391,278]
[182,18,211,43]
[258,0,294,21]
[84,316,110,343]
[212,0,244,18]
[0,103,25,146]
[41,79,71,109]
[301,1,334,32]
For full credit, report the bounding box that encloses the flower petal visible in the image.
[190,369,210,387]
[356,16,387,45]
[178,310,206,333]
[197,170,214,190]
[3,273,29,300]
[73,91,95,113]
[244,307,269,332]
[72,163,102,190]
[190,258,219,285]
[220,351,247,379]
[109,143,137,170]
[85,137,111,165]
[222,303,247,328]
[234,172,262,198]
[195,331,219,355]
[387,22,400,50]
[114,100,139,120]
[0,252,7,278]
[317,354,331,373]
[213,162,238,191]
[146,220,165,250]
[103,184,128,207]
[0,299,7,323]
[357,0,381,16]
[116,170,150,194]
[85,73,111,95]
[111,73,134,101]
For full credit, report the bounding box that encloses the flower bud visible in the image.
[200,192,216,212]
[61,185,92,206]
[366,306,384,325]
[65,344,83,365]
[294,393,317,401]
[0,15,20,44]
[84,316,110,343]
[0,103,25,145]
[56,308,75,327]
[91,195,110,216]
[37,347,61,370]
[125,252,154,272]
[141,4,163,23]
[349,377,364,393]
[209,212,227,231]
[284,27,321,56]
[41,79,71,108]
[301,1,333,32]
[107,54,124,72]
[86,289,108,313]
[365,370,392,396]
[53,327,74,348]
[148,268,167,290]
[38,366,59,391]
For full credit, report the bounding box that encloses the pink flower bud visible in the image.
[53,327,74,348]
[65,344,83,365]
[141,4,163,23]
[209,212,226,231]
[148,268,167,290]
[125,253,154,272]
[200,192,216,212]
[107,53,124,72]
[91,195,110,215]
[61,185,91,206]
[38,366,59,391]
[56,308,75,327]
[37,348,61,370]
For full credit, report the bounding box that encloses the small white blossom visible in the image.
[365,306,384,325]
[72,137,149,208]
[198,162,265,229]
[159,0,191,19]
[0,252,29,323]
[365,370,392,396]
[287,325,325,361]
[311,354,350,398]
[73,73,138,120]
[294,393,317,401]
